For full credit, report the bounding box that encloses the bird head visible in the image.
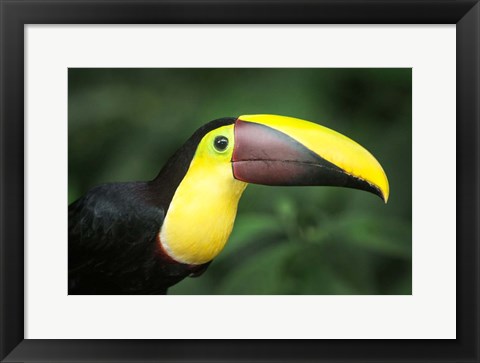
[158,114,389,265]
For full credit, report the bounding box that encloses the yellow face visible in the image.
[196,124,235,164]
[159,125,248,265]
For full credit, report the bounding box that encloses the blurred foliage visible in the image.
[69,68,412,295]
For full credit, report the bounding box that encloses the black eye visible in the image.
[214,136,229,151]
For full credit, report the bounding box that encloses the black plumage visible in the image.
[68,118,235,294]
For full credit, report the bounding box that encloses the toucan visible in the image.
[68,114,389,294]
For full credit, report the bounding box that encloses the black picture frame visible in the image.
[1,1,478,362]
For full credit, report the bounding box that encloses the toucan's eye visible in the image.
[214,136,229,152]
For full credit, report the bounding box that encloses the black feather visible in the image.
[68,118,236,294]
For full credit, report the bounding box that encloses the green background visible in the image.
[69,68,412,295]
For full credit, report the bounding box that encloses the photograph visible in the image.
[2,1,478,361]
[68,68,412,295]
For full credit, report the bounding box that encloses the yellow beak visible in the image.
[232,114,389,202]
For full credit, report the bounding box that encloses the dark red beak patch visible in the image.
[231,119,383,198]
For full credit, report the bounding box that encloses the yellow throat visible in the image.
[159,125,247,265]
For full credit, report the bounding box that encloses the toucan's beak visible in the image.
[232,114,389,202]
